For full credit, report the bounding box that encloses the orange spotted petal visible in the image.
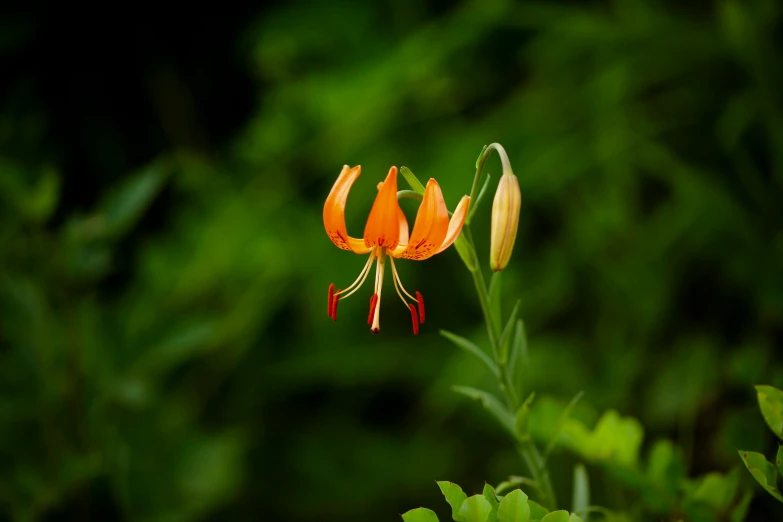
[396,178,450,261]
[436,195,470,254]
[323,165,373,254]
[364,166,401,249]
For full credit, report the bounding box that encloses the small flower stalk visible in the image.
[489,168,521,272]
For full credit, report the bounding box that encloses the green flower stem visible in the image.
[459,224,557,510]
[466,143,514,224]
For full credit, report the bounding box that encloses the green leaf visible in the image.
[730,491,753,522]
[440,330,500,379]
[403,508,440,522]
[515,392,536,441]
[568,515,583,522]
[508,320,530,397]
[738,450,783,501]
[454,233,478,272]
[687,470,739,511]
[452,386,515,438]
[540,511,570,522]
[459,495,492,522]
[476,145,489,168]
[777,446,783,477]
[438,481,468,522]
[571,464,589,519]
[544,391,584,460]
[497,489,530,522]
[400,166,426,195]
[527,500,549,520]
[756,385,783,440]
[558,409,643,467]
[483,484,499,522]
[467,173,492,223]
[95,162,167,239]
[499,300,521,365]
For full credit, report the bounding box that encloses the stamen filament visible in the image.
[335,253,376,301]
[371,250,385,333]
[389,257,417,302]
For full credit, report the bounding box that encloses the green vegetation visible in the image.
[0,0,781,520]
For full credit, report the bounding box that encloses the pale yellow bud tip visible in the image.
[489,172,521,271]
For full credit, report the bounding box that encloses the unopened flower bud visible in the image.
[490,172,521,271]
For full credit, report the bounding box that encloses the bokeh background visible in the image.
[1,0,782,520]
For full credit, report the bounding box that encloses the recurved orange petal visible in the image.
[396,178,449,260]
[364,167,401,249]
[324,165,373,254]
[436,195,470,254]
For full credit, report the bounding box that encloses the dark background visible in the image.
[1,1,782,520]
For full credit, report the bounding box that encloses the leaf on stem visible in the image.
[402,508,441,522]
[483,484,500,522]
[508,320,530,398]
[515,392,536,441]
[499,300,521,365]
[400,166,426,195]
[452,386,516,438]
[756,385,783,440]
[438,481,468,522]
[467,173,492,223]
[496,489,530,522]
[544,391,584,462]
[459,495,492,522]
[453,233,478,272]
[738,450,783,502]
[441,330,500,379]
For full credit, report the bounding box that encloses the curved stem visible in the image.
[460,224,557,509]
[467,143,514,224]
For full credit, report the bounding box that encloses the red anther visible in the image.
[415,291,425,324]
[327,284,335,317]
[408,303,419,336]
[367,294,378,325]
[331,288,342,321]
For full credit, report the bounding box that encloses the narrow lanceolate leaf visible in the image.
[452,386,516,438]
[496,489,530,522]
[438,481,468,522]
[508,319,530,397]
[738,450,783,502]
[483,484,499,522]
[458,495,492,522]
[756,385,783,440]
[402,508,440,522]
[400,166,426,195]
[499,299,521,365]
[515,392,536,441]
[571,464,590,520]
[441,330,500,378]
[467,173,492,223]
[453,233,478,272]
[544,391,584,461]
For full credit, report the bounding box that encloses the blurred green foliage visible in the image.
[1,0,782,520]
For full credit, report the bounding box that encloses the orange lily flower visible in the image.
[324,165,470,334]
